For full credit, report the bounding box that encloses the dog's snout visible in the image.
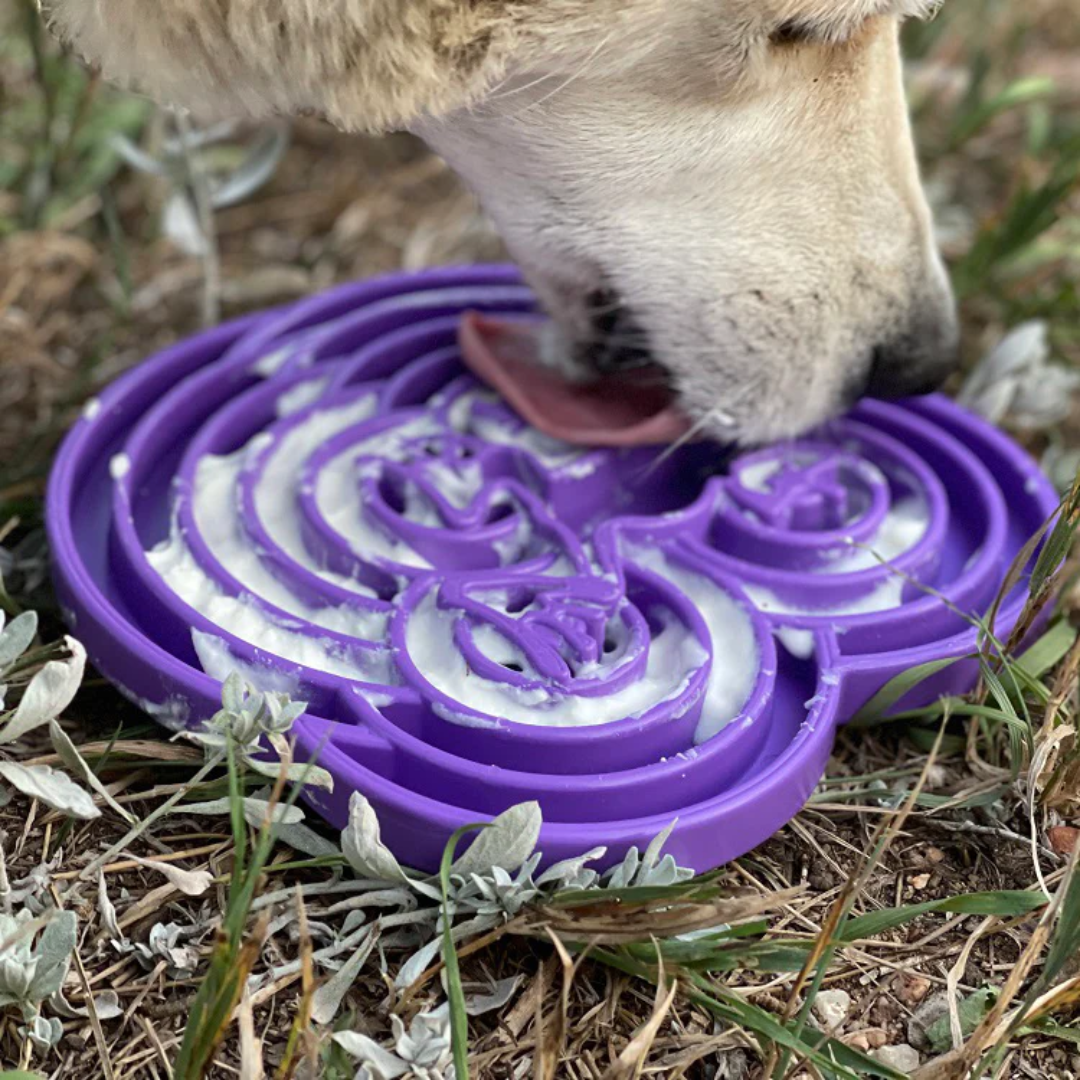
[863,299,961,403]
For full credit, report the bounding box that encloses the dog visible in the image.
[42,0,959,444]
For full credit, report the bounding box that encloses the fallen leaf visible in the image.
[894,972,932,1007]
[130,855,214,897]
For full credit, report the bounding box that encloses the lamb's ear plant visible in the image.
[81,674,321,879]
[0,612,85,745]
[0,618,106,820]
[0,908,77,1022]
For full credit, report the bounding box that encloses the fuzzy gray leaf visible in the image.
[50,987,122,1021]
[273,818,341,859]
[342,793,409,884]
[0,763,100,820]
[220,672,246,714]
[449,801,542,880]
[332,1031,409,1078]
[310,927,377,1025]
[49,720,135,824]
[640,821,677,876]
[464,975,524,1016]
[93,989,123,1020]
[0,611,38,672]
[26,1013,63,1049]
[29,910,77,1001]
[393,936,442,991]
[0,637,87,744]
[246,755,334,792]
[173,797,304,827]
[535,847,606,890]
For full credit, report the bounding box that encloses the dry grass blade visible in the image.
[522,888,801,945]
[533,928,581,1080]
[273,886,314,1080]
[26,740,203,767]
[237,985,265,1080]
[601,950,677,1080]
[769,724,949,1077]
[72,931,117,1080]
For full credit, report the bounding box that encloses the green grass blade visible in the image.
[842,890,1046,940]
[439,823,490,1080]
[850,656,969,725]
[948,76,1056,149]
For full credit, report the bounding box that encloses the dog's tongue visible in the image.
[458,313,691,448]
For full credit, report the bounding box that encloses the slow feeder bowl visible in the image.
[47,265,1059,873]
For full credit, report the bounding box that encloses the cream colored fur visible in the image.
[43,0,957,442]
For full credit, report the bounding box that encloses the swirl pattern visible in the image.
[48,266,1059,871]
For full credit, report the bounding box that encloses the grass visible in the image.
[1,0,1080,1077]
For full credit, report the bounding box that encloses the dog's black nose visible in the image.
[864,344,956,400]
[863,305,960,402]
[578,288,654,374]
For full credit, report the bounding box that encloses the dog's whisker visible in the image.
[508,32,614,117]
[485,66,565,104]
[584,296,632,318]
[639,409,723,478]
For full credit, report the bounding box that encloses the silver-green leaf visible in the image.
[0,763,100,820]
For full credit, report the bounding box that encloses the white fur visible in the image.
[43,0,957,442]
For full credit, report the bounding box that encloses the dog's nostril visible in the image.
[580,288,655,374]
[585,288,622,339]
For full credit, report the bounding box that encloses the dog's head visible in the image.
[43,0,958,442]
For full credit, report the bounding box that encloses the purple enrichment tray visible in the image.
[47,265,1058,873]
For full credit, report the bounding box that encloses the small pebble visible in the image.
[894,972,932,1006]
[925,764,948,788]
[846,1028,888,1052]
[872,1044,921,1074]
[812,989,852,1031]
[908,993,950,1051]
[1048,825,1078,856]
